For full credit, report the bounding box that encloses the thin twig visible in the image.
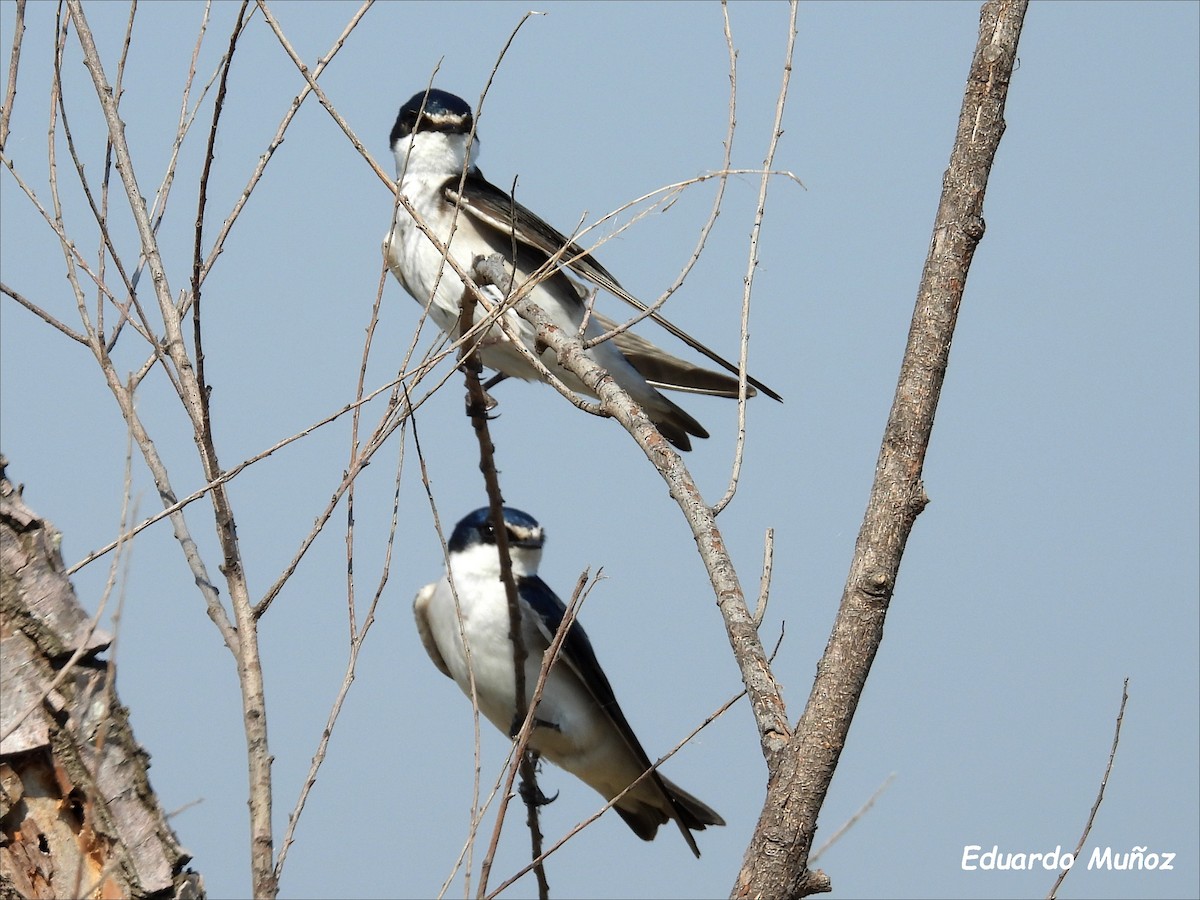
[48,10,94,347]
[271,431,407,887]
[199,1,370,285]
[487,684,746,899]
[458,270,549,900]
[810,773,896,863]
[753,527,775,628]
[190,1,250,486]
[1,282,88,343]
[0,0,23,149]
[72,427,138,900]
[408,402,489,900]
[1046,679,1130,900]
[66,363,419,577]
[344,246,396,641]
[483,572,597,900]
[712,0,797,516]
[95,0,136,346]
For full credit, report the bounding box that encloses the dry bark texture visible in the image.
[0,457,203,899]
[731,1,1028,895]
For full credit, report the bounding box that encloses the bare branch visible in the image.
[1,281,89,344]
[1046,679,1130,900]
[458,269,548,900]
[713,0,797,515]
[471,252,791,756]
[0,0,25,149]
[753,527,775,628]
[732,3,1029,896]
[487,684,746,899]
[190,1,251,480]
[67,5,276,894]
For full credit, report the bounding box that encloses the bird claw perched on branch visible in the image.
[518,771,558,809]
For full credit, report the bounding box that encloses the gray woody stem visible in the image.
[471,255,790,757]
[68,4,275,896]
[733,2,1028,896]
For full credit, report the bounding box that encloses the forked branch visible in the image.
[732,2,1028,896]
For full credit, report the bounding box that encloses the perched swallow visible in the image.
[414,506,724,855]
[384,88,782,451]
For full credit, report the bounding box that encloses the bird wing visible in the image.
[516,574,703,856]
[447,171,783,402]
[598,312,757,398]
[515,575,631,734]
[413,581,453,679]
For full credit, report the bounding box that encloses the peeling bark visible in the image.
[0,457,204,900]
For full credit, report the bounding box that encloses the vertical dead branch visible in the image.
[732,2,1028,896]
[65,4,275,895]
[713,0,797,516]
[0,0,26,150]
[456,271,549,900]
[191,1,250,435]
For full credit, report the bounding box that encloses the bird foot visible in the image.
[518,777,558,808]
[482,372,509,393]
[464,387,499,419]
[508,714,561,738]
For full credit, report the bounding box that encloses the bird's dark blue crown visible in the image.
[449,506,543,553]
[391,89,474,145]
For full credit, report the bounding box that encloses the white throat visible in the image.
[392,131,479,182]
[450,540,543,584]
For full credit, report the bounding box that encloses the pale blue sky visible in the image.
[1,2,1197,899]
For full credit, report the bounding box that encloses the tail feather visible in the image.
[599,313,783,402]
[612,772,724,858]
[660,774,726,831]
[611,326,761,399]
[645,396,709,452]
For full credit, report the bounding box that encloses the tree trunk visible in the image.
[0,456,204,899]
[731,2,1028,895]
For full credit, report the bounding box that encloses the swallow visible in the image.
[414,506,724,854]
[385,88,782,451]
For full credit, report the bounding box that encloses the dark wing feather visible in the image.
[516,574,704,856]
[516,575,635,734]
[598,313,757,398]
[450,172,783,402]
